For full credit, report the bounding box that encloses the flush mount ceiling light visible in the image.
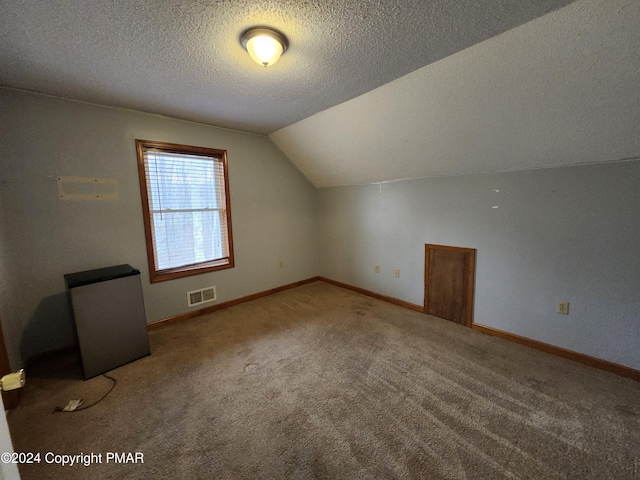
[240,27,289,67]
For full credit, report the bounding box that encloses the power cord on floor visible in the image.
[53,373,117,413]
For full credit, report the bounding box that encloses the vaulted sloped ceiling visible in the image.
[270,0,640,187]
[0,0,573,135]
[1,0,637,188]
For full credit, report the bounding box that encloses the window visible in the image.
[136,140,234,283]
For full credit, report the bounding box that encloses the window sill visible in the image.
[149,258,234,283]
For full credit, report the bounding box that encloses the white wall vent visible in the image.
[187,286,216,307]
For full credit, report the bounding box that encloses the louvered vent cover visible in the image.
[202,287,216,301]
[187,286,216,307]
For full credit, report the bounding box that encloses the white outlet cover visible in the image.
[557,302,569,315]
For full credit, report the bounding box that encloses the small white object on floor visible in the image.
[62,399,83,412]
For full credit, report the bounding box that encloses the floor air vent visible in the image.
[187,286,216,307]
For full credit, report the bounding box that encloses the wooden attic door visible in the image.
[424,244,476,327]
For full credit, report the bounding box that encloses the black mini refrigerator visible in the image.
[65,264,151,379]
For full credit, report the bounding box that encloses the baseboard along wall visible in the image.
[470,323,640,382]
[316,277,424,312]
[146,276,640,382]
[146,277,321,330]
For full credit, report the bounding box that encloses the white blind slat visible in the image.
[143,149,230,271]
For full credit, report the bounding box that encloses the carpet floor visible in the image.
[7,281,640,479]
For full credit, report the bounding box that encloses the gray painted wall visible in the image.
[0,89,319,369]
[318,161,640,370]
[1,88,638,374]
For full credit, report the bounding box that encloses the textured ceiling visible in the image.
[271,0,640,187]
[0,0,574,135]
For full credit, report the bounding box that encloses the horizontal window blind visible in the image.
[142,150,229,271]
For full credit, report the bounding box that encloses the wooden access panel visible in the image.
[424,244,476,327]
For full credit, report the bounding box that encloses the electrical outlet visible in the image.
[374,264,380,273]
[278,260,284,268]
[393,268,400,278]
[557,302,569,315]
[0,370,25,391]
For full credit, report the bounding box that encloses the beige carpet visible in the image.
[7,281,640,479]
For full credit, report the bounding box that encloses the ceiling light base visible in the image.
[240,27,289,67]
